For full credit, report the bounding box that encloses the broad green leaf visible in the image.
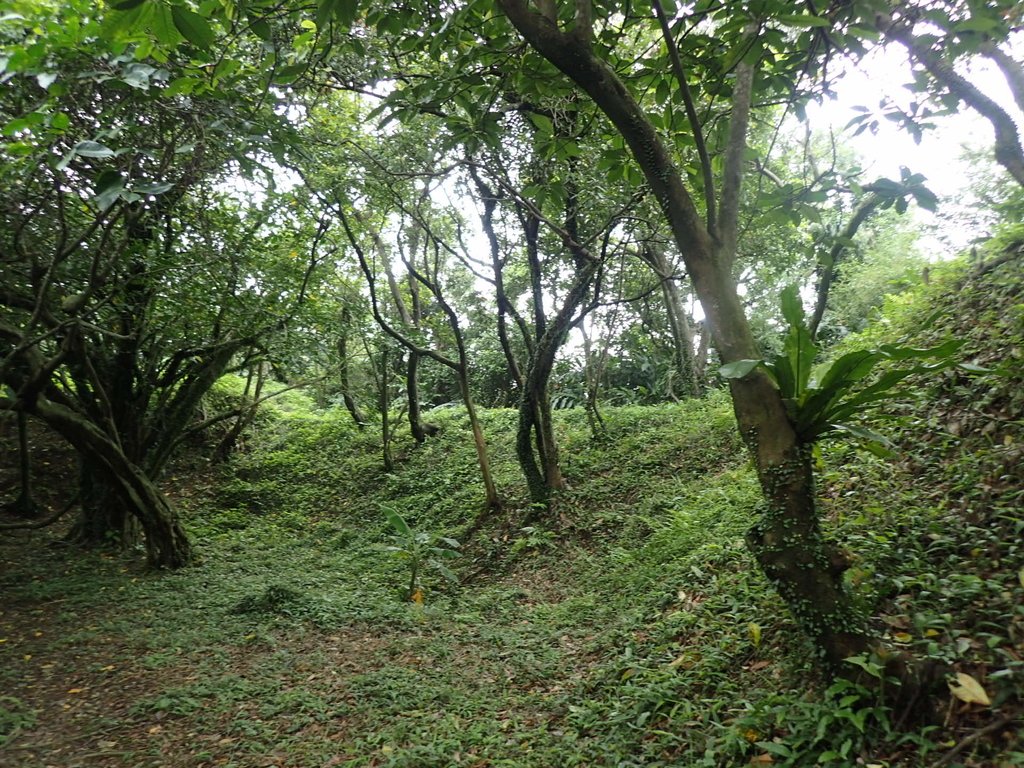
[827,423,894,456]
[719,359,762,379]
[273,62,307,84]
[957,362,991,373]
[133,181,174,195]
[74,140,115,158]
[249,18,272,40]
[384,508,411,537]
[814,349,881,392]
[432,561,458,582]
[878,339,961,360]
[779,284,805,327]
[152,4,183,46]
[94,170,125,210]
[775,286,817,399]
[171,6,215,50]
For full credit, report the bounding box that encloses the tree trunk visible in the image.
[406,350,438,444]
[379,346,395,473]
[497,0,872,671]
[213,362,266,462]
[661,272,703,396]
[7,410,39,517]
[70,456,136,547]
[457,374,501,510]
[641,245,702,396]
[338,312,367,428]
[516,389,550,506]
[33,397,191,568]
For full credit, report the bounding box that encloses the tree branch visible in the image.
[652,0,716,233]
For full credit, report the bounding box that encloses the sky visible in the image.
[806,43,1021,254]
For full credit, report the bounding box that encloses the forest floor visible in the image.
[1,255,1023,768]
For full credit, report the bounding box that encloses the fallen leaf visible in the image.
[948,672,991,706]
[892,632,913,643]
[67,688,84,694]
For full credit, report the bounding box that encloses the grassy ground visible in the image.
[1,255,1022,767]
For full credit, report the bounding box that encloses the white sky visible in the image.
[806,43,1021,253]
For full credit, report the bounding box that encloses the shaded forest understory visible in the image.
[1,258,1022,767]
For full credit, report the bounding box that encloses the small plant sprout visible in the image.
[380,506,460,602]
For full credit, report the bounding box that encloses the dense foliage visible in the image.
[1,0,1022,765]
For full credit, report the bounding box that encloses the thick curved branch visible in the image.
[980,43,1024,114]
[882,17,1024,187]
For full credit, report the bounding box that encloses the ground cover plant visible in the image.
[2,254,1023,767]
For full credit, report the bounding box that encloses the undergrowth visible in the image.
[1,256,1021,767]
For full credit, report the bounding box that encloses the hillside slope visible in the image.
[0,254,1021,768]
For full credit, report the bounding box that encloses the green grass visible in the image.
[1,256,1022,767]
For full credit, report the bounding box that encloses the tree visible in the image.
[490,0,877,672]
[0,0,322,565]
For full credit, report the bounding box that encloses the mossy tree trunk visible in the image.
[33,397,191,568]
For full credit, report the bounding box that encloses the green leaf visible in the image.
[878,339,961,360]
[776,13,831,28]
[827,423,894,456]
[273,62,307,84]
[152,4,183,46]
[814,349,881,392]
[332,0,359,27]
[74,140,115,158]
[171,6,215,50]
[110,0,149,10]
[384,508,411,537]
[954,17,1001,34]
[249,18,272,40]
[133,181,174,195]
[94,170,125,210]
[957,362,991,373]
[526,111,553,134]
[779,284,805,327]
[775,286,817,399]
[432,561,458,582]
[719,359,762,379]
